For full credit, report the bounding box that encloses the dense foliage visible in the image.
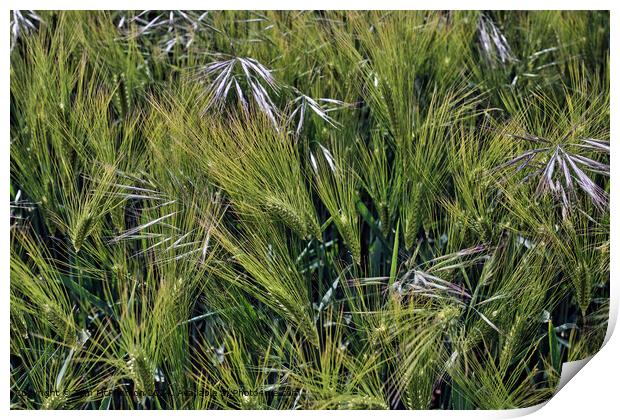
[10,10,610,410]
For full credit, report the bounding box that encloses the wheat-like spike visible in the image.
[337,395,388,410]
[127,350,155,396]
[573,262,593,317]
[42,303,70,339]
[434,305,461,326]
[378,201,389,237]
[499,316,521,371]
[472,215,490,244]
[41,393,67,410]
[70,212,94,253]
[122,73,132,113]
[112,73,123,114]
[338,214,361,265]
[403,184,421,250]
[170,277,185,305]
[263,196,308,238]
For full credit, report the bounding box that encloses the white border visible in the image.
[3,1,618,418]
[2,1,617,10]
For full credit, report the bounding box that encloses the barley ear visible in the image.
[263,196,308,238]
[379,201,389,237]
[70,212,94,253]
[127,350,155,396]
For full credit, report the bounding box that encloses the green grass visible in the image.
[10,10,609,410]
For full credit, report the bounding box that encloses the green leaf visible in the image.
[390,221,400,284]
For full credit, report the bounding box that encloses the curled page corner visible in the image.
[550,282,620,397]
[555,356,594,394]
[498,358,594,418]
[544,283,618,411]
[553,293,615,396]
[499,309,616,418]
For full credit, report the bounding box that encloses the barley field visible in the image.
[9,10,610,410]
